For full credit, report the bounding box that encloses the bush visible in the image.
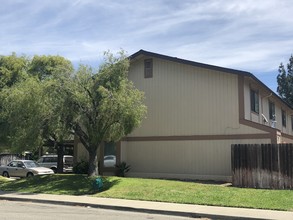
[115,161,131,177]
[73,160,89,174]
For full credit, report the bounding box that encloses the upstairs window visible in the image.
[282,110,286,127]
[269,101,275,120]
[250,89,259,113]
[144,59,153,78]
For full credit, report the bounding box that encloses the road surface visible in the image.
[0,200,209,220]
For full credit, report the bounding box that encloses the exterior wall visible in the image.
[74,141,89,163]
[129,57,267,137]
[122,55,280,181]
[121,138,271,181]
[74,51,293,181]
[243,77,293,141]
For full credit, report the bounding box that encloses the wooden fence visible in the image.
[0,154,19,166]
[231,144,292,189]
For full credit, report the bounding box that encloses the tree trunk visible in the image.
[57,144,64,173]
[88,147,99,176]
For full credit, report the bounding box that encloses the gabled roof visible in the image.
[130,49,252,77]
[130,49,293,111]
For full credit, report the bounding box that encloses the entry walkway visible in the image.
[0,191,292,220]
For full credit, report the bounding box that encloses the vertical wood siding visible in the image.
[121,139,270,181]
[129,58,241,136]
[243,78,293,137]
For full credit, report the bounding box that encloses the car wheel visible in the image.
[51,167,57,173]
[26,172,34,177]
[2,171,10,178]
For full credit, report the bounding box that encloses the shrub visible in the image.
[115,161,131,177]
[73,160,89,174]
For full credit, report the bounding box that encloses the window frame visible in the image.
[282,109,286,127]
[144,58,153,78]
[268,101,275,120]
[103,141,117,168]
[250,89,259,114]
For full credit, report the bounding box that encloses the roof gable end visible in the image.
[130,49,293,111]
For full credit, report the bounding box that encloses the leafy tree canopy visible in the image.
[0,53,29,89]
[0,54,74,156]
[0,77,46,152]
[68,51,147,176]
[28,55,74,80]
[0,51,147,176]
[277,55,293,107]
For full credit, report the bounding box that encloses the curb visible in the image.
[0,196,266,220]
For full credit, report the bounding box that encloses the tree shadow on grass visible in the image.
[0,175,121,196]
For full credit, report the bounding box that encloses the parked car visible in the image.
[104,155,116,167]
[37,155,73,173]
[0,160,54,178]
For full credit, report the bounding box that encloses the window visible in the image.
[291,116,293,130]
[43,156,57,163]
[250,89,259,113]
[103,142,116,168]
[282,110,286,127]
[144,59,153,78]
[17,161,24,168]
[269,101,275,120]
[8,161,18,167]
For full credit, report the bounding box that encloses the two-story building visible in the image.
[75,50,293,181]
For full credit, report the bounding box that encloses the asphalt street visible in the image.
[0,200,210,220]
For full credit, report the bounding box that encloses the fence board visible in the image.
[231,144,293,189]
[0,154,19,166]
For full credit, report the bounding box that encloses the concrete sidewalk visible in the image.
[0,191,292,220]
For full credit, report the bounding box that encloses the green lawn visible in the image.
[0,175,292,211]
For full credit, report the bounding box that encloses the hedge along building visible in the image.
[74,50,293,181]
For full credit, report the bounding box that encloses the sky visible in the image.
[1,0,293,93]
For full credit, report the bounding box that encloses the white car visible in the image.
[0,160,54,178]
[104,155,116,167]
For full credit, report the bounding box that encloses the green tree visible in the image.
[28,55,74,80]
[0,53,29,149]
[277,55,293,107]
[68,52,146,176]
[41,71,75,172]
[0,73,74,172]
[0,53,29,89]
[0,54,74,172]
[0,51,146,176]
[0,77,47,152]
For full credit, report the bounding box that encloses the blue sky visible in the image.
[1,0,293,92]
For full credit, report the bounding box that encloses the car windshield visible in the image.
[24,161,39,168]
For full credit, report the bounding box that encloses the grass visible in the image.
[0,175,96,195]
[0,175,292,211]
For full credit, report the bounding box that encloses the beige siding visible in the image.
[281,135,293,143]
[243,81,251,120]
[243,80,262,123]
[121,138,271,181]
[243,77,293,137]
[75,142,89,162]
[129,58,241,136]
[129,58,269,137]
